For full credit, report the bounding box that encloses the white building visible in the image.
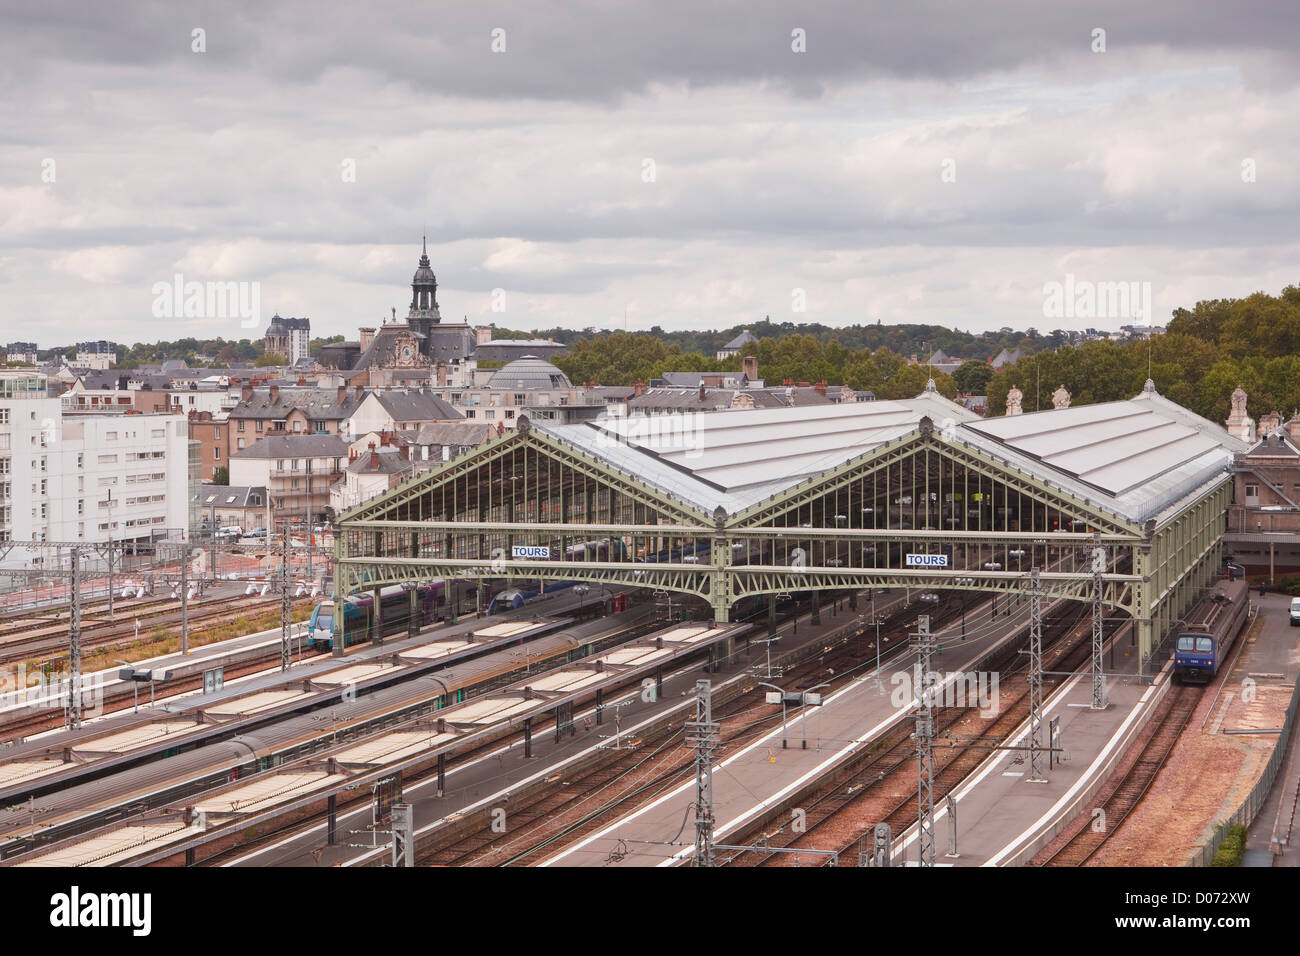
[0,370,191,568]
[330,440,414,514]
[229,433,348,524]
[73,341,117,370]
[5,342,38,365]
[340,389,461,438]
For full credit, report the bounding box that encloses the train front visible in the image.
[1172,632,1215,683]
[306,599,337,651]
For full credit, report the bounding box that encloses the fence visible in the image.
[1188,675,1300,865]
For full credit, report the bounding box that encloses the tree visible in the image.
[212,466,229,486]
[254,352,286,367]
[953,360,994,394]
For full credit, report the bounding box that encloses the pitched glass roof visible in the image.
[963,402,1226,497]
[534,388,1244,526]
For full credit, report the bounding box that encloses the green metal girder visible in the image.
[335,413,1233,640]
[339,422,710,528]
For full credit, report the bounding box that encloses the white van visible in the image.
[1289,597,1300,626]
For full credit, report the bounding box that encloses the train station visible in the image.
[336,380,1243,671]
[1,381,1292,873]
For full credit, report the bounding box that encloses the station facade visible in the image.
[337,381,1244,669]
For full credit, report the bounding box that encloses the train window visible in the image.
[1177,636,1195,651]
[1196,637,1213,653]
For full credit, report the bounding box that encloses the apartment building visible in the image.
[5,342,38,365]
[0,370,190,566]
[229,433,348,525]
[226,385,364,452]
[73,340,117,370]
[330,439,415,514]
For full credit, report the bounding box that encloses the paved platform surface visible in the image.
[539,595,1044,866]
[227,591,912,866]
[900,647,1153,866]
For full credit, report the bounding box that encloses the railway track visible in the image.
[190,609,687,867]
[0,596,177,641]
[0,594,313,667]
[411,594,971,867]
[0,639,316,740]
[718,600,1112,866]
[1036,681,1201,866]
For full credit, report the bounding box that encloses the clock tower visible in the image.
[408,236,441,356]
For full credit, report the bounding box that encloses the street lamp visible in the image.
[757,681,790,749]
[872,615,888,691]
[574,584,590,617]
[798,682,829,750]
[115,661,169,712]
[759,681,829,750]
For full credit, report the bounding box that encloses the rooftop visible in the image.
[486,356,572,390]
[231,434,350,459]
[533,385,1243,526]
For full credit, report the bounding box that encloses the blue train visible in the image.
[306,578,479,651]
[1172,579,1249,684]
[485,538,632,615]
[484,538,708,615]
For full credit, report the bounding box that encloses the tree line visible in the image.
[986,286,1300,422]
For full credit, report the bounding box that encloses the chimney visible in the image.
[1289,415,1300,443]
[796,381,811,388]
[241,384,253,402]
[476,325,493,345]
[359,327,376,353]
[698,383,707,401]
[436,362,447,387]
[269,385,280,405]
[371,450,380,470]
[633,379,647,398]
[742,355,758,381]
[380,431,390,446]
[349,447,357,462]
[400,444,409,460]
[814,380,827,397]
[782,378,793,387]
[296,375,307,386]
[355,384,364,399]
[337,385,347,404]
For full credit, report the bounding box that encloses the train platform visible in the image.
[6,611,731,866]
[225,590,915,866]
[532,593,1050,867]
[0,582,620,739]
[896,586,1298,867]
[1081,590,1300,867]
[895,635,1157,866]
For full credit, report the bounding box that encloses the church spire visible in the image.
[408,237,441,347]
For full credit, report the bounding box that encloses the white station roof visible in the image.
[534,384,1243,527]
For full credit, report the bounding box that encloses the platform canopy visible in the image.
[338,382,1243,667]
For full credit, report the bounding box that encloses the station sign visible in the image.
[511,545,551,559]
[906,553,949,568]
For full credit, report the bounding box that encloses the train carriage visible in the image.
[1172,579,1249,684]
[307,578,479,651]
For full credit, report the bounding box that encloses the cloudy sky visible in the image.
[2,0,1298,345]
